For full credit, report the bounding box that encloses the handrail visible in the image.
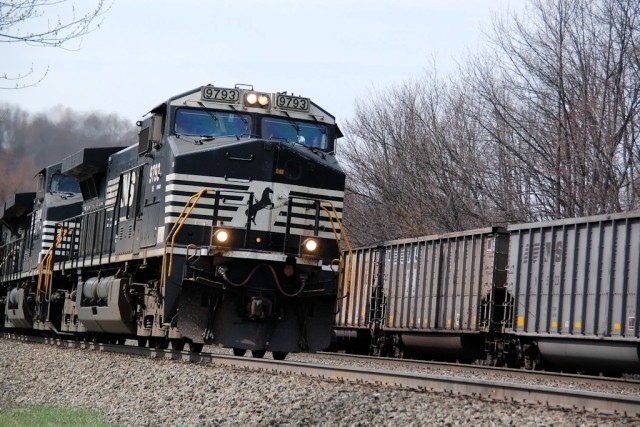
[320,201,353,297]
[0,244,19,270]
[159,188,216,292]
[36,225,71,301]
[158,189,353,299]
[1,239,26,280]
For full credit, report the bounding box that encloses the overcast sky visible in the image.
[2,0,520,125]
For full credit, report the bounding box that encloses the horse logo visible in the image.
[246,187,274,225]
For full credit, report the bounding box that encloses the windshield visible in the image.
[174,108,252,138]
[50,174,80,193]
[261,118,330,150]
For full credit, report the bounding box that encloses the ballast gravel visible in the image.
[0,340,635,426]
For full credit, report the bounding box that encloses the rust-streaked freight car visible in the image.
[335,228,510,361]
[334,245,383,352]
[335,211,640,374]
[506,211,640,372]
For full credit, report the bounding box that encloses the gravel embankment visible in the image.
[0,340,635,426]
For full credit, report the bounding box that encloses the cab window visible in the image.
[174,108,252,138]
[261,118,330,151]
[50,174,80,193]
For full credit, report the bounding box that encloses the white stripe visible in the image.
[42,222,78,229]
[165,173,236,186]
[166,173,345,199]
[163,206,229,217]
[162,216,338,239]
[164,192,343,211]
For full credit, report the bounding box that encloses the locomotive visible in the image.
[334,211,640,374]
[1,84,349,360]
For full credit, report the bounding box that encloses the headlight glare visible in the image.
[214,229,229,243]
[258,94,270,106]
[245,93,258,105]
[303,238,318,252]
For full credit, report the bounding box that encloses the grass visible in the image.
[0,405,116,426]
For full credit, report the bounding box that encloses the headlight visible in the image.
[302,238,318,252]
[244,92,270,108]
[258,94,270,106]
[245,93,257,104]
[214,229,229,243]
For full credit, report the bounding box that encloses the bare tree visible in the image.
[0,0,110,89]
[342,72,505,244]
[343,0,640,243]
[467,0,640,219]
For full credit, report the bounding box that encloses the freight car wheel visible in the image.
[233,348,246,356]
[188,342,203,353]
[154,338,169,350]
[137,338,148,348]
[251,350,266,358]
[171,339,185,351]
[272,352,288,360]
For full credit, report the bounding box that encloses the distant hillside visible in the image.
[0,104,137,202]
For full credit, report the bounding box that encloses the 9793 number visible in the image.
[276,94,310,112]
[201,86,239,103]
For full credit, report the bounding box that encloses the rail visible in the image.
[5,333,639,418]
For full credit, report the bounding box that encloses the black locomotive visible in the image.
[1,84,349,359]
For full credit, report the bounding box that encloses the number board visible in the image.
[275,94,310,112]
[201,86,240,103]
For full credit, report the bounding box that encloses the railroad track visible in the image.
[311,351,640,391]
[4,333,640,418]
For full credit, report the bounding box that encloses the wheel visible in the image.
[117,338,126,345]
[251,350,266,358]
[137,338,148,348]
[189,342,204,353]
[233,348,247,357]
[154,338,169,350]
[171,339,185,351]
[272,351,288,360]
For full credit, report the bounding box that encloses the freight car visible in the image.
[1,84,349,360]
[335,211,640,374]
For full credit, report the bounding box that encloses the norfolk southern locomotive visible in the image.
[1,84,349,359]
[335,211,640,375]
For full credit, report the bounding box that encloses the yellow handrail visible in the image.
[320,201,353,298]
[158,189,353,300]
[36,225,71,301]
[159,188,215,292]
[0,247,17,270]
